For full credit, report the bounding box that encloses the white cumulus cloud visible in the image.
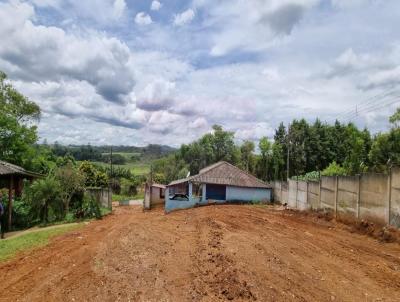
[151,0,162,11]
[135,12,153,25]
[173,8,195,26]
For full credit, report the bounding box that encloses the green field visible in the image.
[79,152,151,176]
[91,161,150,175]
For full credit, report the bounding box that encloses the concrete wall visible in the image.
[144,183,151,210]
[151,187,165,205]
[296,181,308,210]
[337,176,358,218]
[165,185,198,213]
[321,176,336,210]
[226,186,271,202]
[390,167,400,226]
[288,180,297,208]
[165,198,197,213]
[360,173,388,223]
[86,188,111,208]
[307,181,320,210]
[273,169,400,228]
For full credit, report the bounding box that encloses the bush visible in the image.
[23,177,63,225]
[293,171,320,182]
[322,161,348,177]
[64,212,76,223]
[12,198,37,230]
[120,178,138,196]
[82,196,101,220]
[1,196,38,231]
[110,179,121,194]
[79,161,108,187]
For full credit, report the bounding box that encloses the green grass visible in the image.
[100,207,112,216]
[90,161,150,175]
[101,152,141,160]
[92,152,151,176]
[0,223,84,262]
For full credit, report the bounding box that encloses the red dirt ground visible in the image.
[1,205,400,302]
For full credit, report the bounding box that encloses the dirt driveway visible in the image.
[1,205,400,302]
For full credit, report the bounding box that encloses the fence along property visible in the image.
[274,167,400,228]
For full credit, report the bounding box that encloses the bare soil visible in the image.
[1,205,400,302]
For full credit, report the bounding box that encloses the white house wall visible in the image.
[226,186,271,202]
[151,187,165,205]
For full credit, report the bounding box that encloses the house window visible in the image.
[160,189,165,199]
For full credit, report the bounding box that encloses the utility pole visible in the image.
[108,146,113,209]
[150,163,153,184]
[286,123,290,181]
[110,146,113,186]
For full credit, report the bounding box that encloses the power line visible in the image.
[338,95,400,124]
[330,90,400,124]
[329,88,400,123]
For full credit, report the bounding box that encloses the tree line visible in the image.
[153,112,400,183]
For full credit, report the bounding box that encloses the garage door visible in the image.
[206,184,226,200]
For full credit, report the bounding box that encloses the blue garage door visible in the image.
[206,184,226,200]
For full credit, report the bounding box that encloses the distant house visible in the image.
[144,183,166,210]
[165,161,272,213]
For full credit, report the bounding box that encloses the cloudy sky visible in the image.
[1,0,400,146]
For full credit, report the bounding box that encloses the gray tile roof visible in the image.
[168,161,271,189]
[0,160,42,178]
[151,183,166,189]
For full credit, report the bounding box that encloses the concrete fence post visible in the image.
[357,175,361,219]
[296,181,298,209]
[306,181,309,208]
[334,176,339,219]
[387,168,392,225]
[318,178,322,210]
[280,182,283,203]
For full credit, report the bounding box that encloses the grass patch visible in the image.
[0,223,84,262]
[100,207,112,216]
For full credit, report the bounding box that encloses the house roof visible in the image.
[0,160,42,178]
[151,183,166,189]
[168,161,271,189]
[169,177,190,186]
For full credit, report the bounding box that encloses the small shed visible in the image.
[0,160,42,229]
[165,161,272,213]
[144,183,166,210]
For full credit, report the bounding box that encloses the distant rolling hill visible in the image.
[47,143,176,175]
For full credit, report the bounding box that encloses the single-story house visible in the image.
[0,160,42,229]
[165,161,272,213]
[144,182,166,210]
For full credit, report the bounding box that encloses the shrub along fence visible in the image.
[274,167,400,228]
[86,187,112,209]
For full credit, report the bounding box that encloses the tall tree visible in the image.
[258,137,271,181]
[0,71,40,165]
[240,140,255,172]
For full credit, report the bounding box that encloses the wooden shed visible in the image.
[0,160,42,229]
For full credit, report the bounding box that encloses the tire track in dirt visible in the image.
[190,215,256,301]
[1,205,400,302]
